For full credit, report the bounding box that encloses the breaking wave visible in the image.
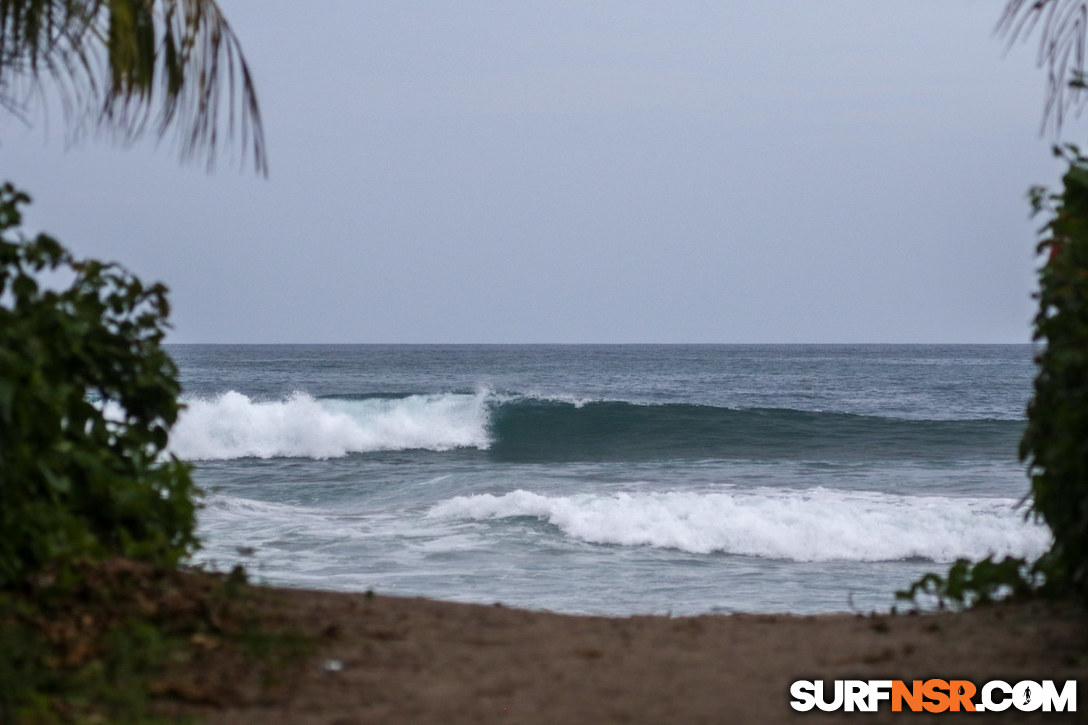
[427,488,1050,563]
[168,391,1022,462]
[169,391,491,460]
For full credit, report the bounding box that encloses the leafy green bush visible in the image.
[1020,145,1088,601]
[896,555,1041,609]
[0,182,197,589]
[899,146,1088,608]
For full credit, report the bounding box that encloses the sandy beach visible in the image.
[166,582,1086,724]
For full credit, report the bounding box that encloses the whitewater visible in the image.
[170,391,494,459]
[171,344,1047,615]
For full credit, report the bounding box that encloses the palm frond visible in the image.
[1000,0,1088,136]
[0,0,266,174]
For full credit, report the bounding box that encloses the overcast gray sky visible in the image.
[1,1,1071,343]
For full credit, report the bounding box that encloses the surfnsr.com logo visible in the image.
[790,679,1076,713]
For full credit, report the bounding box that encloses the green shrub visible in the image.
[1020,145,1088,600]
[0,182,197,589]
[896,555,1041,609]
[899,146,1088,607]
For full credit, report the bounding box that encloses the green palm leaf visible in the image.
[0,0,265,173]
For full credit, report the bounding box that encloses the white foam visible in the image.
[512,391,605,409]
[198,495,369,541]
[427,488,1051,563]
[169,391,491,460]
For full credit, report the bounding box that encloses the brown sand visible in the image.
[177,584,1086,724]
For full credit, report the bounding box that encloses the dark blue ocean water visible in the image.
[167,344,1048,615]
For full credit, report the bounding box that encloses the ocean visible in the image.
[166,344,1049,616]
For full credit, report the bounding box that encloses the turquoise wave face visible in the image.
[485,399,1024,463]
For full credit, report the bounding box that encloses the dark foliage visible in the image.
[1021,145,1088,600]
[900,147,1088,607]
[0,182,197,589]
